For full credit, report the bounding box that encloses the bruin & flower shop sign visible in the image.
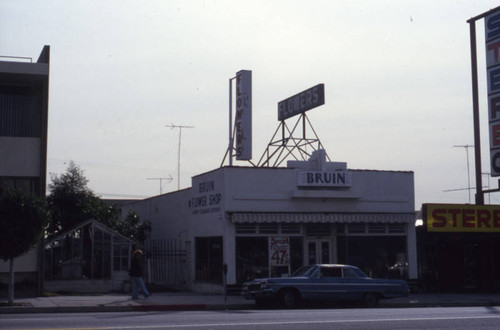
[188,178,222,215]
[278,84,325,121]
[297,170,352,188]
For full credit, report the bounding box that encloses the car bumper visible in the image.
[242,289,275,300]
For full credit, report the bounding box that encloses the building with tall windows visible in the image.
[0,46,50,197]
[0,46,50,286]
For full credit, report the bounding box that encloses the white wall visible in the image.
[0,248,38,272]
[223,167,414,214]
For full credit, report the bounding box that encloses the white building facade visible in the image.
[124,150,417,293]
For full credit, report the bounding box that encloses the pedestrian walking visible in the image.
[130,243,151,300]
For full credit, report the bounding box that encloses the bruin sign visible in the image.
[425,204,500,232]
[297,171,352,188]
[485,11,500,176]
[277,84,325,121]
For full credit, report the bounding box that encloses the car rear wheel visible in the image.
[362,293,380,307]
[279,289,300,308]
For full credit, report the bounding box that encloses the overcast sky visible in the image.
[2,0,500,207]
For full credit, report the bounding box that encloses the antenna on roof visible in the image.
[166,123,194,190]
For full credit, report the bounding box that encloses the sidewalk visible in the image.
[1,292,500,314]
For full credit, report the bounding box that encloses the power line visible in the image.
[48,158,169,172]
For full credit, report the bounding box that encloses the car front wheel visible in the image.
[279,289,300,308]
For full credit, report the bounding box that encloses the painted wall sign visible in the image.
[188,178,222,215]
[235,70,252,160]
[425,203,500,232]
[485,11,500,176]
[297,170,351,188]
[278,84,325,121]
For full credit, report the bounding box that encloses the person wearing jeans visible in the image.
[130,244,151,300]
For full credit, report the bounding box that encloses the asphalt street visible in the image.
[2,306,500,329]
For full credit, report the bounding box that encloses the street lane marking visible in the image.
[7,314,500,329]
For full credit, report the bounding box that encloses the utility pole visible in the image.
[147,176,173,195]
[166,123,194,190]
[454,145,474,203]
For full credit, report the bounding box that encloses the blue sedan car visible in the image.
[241,264,409,307]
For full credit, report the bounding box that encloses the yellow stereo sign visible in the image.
[426,204,500,232]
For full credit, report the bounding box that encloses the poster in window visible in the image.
[270,237,290,266]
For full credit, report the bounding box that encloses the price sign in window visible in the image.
[270,237,290,267]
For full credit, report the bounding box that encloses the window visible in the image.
[0,85,42,137]
[195,237,223,282]
[235,223,257,234]
[306,224,331,237]
[113,237,130,271]
[388,223,406,233]
[259,223,279,234]
[368,223,386,234]
[281,223,301,234]
[343,268,359,278]
[347,223,365,234]
[321,266,342,278]
[236,237,268,283]
[235,236,303,283]
[337,236,407,279]
[0,177,40,196]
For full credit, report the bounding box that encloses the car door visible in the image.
[314,266,345,300]
[341,267,370,300]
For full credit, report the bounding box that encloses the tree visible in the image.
[46,162,97,235]
[47,162,151,241]
[0,189,49,305]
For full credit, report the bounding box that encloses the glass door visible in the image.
[306,240,331,265]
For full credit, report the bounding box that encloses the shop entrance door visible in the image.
[306,240,331,265]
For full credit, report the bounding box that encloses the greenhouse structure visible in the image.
[43,220,135,293]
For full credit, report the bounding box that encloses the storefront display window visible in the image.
[236,236,303,283]
[195,236,223,282]
[236,237,268,283]
[337,236,407,279]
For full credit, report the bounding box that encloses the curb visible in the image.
[1,301,500,314]
[0,303,257,314]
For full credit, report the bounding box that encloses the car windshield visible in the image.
[291,265,317,277]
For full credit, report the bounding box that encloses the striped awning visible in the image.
[231,212,415,224]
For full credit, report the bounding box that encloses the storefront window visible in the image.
[337,236,407,279]
[236,237,303,283]
[195,237,223,282]
[236,237,268,283]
